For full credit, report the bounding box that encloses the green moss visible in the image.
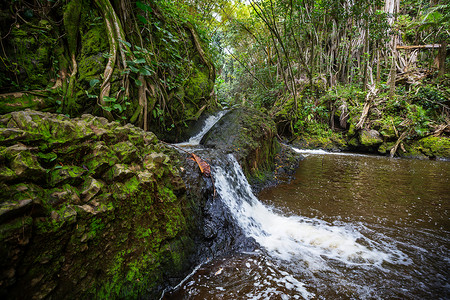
[88,217,104,238]
[80,24,108,57]
[158,185,177,203]
[123,176,140,194]
[348,137,359,147]
[0,111,200,299]
[64,0,82,55]
[0,94,46,114]
[360,130,383,147]
[378,142,395,155]
[410,136,450,158]
[8,24,55,90]
[48,165,86,187]
[296,130,347,150]
[112,141,139,164]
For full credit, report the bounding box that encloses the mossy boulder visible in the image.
[201,107,279,179]
[406,136,450,159]
[0,110,208,299]
[293,133,347,151]
[360,129,383,147]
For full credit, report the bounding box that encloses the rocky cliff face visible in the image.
[0,110,211,299]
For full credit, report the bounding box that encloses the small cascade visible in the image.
[176,110,228,147]
[213,154,410,270]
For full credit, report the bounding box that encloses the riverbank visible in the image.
[291,133,450,160]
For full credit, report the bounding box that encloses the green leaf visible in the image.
[129,65,139,73]
[89,79,100,87]
[136,1,152,12]
[138,67,152,76]
[137,15,148,24]
[103,96,116,102]
[112,103,123,113]
[85,90,98,99]
[135,79,143,86]
[118,39,131,48]
[133,58,146,64]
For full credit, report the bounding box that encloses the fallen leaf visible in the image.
[190,153,211,177]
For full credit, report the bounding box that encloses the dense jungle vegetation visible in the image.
[0,0,449,156]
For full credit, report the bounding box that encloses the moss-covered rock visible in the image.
[360,129,383,147]
[0,110,208,299]
[406,136,450,159]
[201,107,279,179]
[293,133,347,151]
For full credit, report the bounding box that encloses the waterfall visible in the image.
[176,110,228,146]
[213,154,410,271]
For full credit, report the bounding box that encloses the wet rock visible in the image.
[401,136,450,159]
[0,128,38,145]
[11,110,38,130]
[112,141,140,163]
[0,166,16,181]
[201,107,279,178]
[84,142,117,177]
[137,170,155,184]
[49,185,80,206]
[9,150,46,181]
[0,199,33,223]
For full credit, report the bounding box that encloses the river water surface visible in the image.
[168,150,449,299]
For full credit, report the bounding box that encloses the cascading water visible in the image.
[209,154,414,299]
[176,110,228,147]
[166,113,449,299]
[214,154,409,268]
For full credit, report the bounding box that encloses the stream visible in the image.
[166,114,449,299]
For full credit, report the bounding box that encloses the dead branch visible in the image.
[390,129,410,157]
[356,84,378,130]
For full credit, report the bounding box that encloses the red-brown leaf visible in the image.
[190,153,211,177]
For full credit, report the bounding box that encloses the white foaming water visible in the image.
[214,155,410,271]
[176,111,228,146]
[291,147,374,158]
